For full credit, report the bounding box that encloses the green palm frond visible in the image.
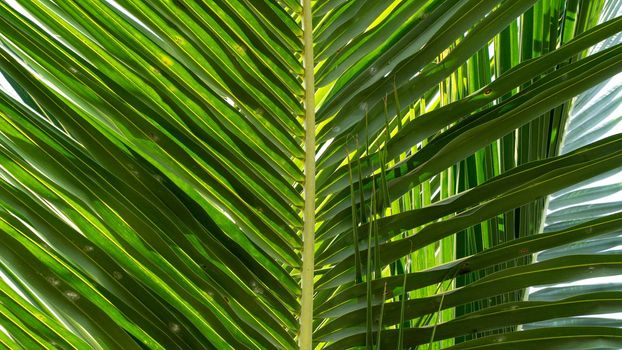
[0,0,621,349]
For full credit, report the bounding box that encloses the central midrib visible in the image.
[299,0,316,349]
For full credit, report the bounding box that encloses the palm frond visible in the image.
[0,0,621,349]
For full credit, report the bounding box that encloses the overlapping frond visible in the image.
[312,0,622,348]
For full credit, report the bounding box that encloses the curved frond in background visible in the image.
[526,0,622,331]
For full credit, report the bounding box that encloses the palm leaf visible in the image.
[0,0,621,349]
